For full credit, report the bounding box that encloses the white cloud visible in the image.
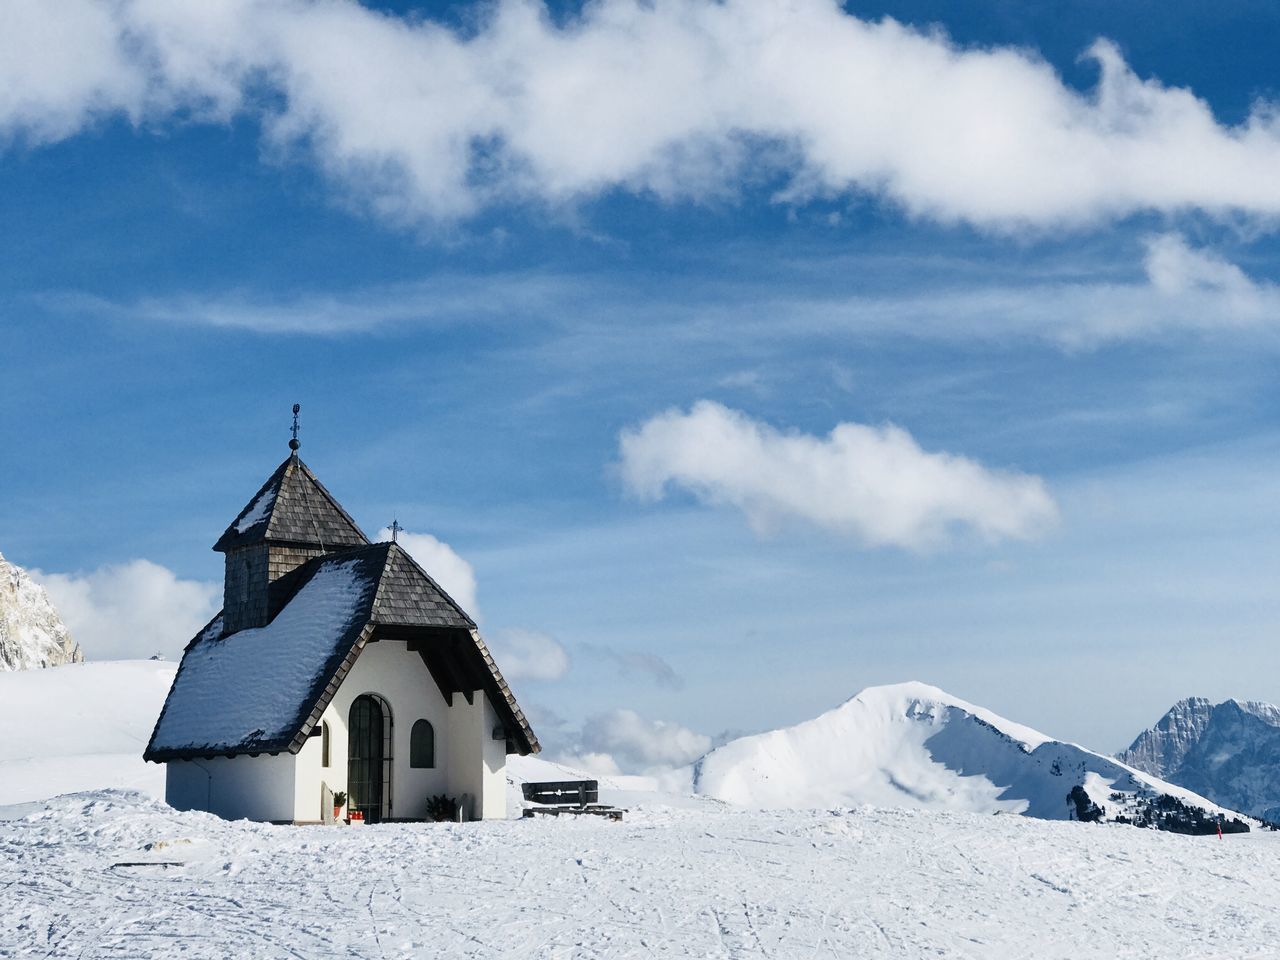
[1035,233,1277,345]
[553,751,624,779]
[31,560,219,661]
[571,708,711,776]
[375,527,478,617]
[4,1,1280,229]
[791,235,1279,348]
[746,233,1280,348]
[0,1,146,145]
[489,628,570,682]
[1144,234,1254,298]
[619,401,1058,549]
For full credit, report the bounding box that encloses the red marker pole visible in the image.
[1217,822,1223,840]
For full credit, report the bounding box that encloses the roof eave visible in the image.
[144,739,295,763]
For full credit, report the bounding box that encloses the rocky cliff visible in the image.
[1119,697,1280,821]
[0,550,83,670]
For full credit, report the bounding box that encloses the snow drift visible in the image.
[693,681,1247,827]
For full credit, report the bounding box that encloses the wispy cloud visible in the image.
[618,401,1059,549]
[38,273,575,335]
[676,233,1280,349]
[582,644,684,689]
[5,2,1280,229]
[41,234,1279,348]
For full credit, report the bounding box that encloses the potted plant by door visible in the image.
[332,791,347,823]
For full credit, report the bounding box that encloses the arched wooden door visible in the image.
[348,695,387,822]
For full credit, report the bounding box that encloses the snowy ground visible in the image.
[4,664,1276,957]
[0,661,173,804]
[4,789,1279,959]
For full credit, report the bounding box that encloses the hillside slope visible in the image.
[0,550,82,670]
[1119,696,1280,821]
[694,681,1247,830]
[0,660,175,804]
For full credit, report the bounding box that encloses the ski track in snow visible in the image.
[3,792,1280,959]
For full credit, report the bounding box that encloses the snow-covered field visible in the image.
[0,661,174,805]
[4,663,1278,958]
[4,788,1279,959]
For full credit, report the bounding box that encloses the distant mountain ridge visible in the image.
[1118,697,1280,821]
[694,682,1251,833]
[0,550,82,671]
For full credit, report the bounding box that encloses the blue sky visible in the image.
[4,0,1280,768]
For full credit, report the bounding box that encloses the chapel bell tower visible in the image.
[211,406,369,634]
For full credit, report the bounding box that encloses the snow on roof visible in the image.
[214,455,369,553]
[150,450,539,760]
[148,559,376,757]
[146,540,538,761]
[234,486,277,534]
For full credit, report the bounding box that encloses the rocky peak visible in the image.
[0,550,83,670]
[1226,699,1280,725]
[1121,697,1214,779]
[1119,696,1280,820]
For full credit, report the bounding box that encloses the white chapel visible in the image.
[144,432,538,823]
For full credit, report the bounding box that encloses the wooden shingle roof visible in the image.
[144,549,384,762]
[213,454,369,553]
[371,541,475,629]
[145,541,538,761]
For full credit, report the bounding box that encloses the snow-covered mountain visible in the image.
[694,681,1249,831]
[1118,696,1280,822]
[0,550,82,670]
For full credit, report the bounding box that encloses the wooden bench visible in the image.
[521,780,623,821]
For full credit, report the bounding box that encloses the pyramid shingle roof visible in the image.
[213,454,369,552]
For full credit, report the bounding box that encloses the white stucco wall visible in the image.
[165,638,512,822]
[293,719,335,823]
[445,691,508,820]
[315,639,455,820]
[481,693,509,820]
[166,754,296,822]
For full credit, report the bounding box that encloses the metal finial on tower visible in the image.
[289,403,301,452]
[390,518,402,543]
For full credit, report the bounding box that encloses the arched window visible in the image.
[410,719,435,768]
[321,721,331,768]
